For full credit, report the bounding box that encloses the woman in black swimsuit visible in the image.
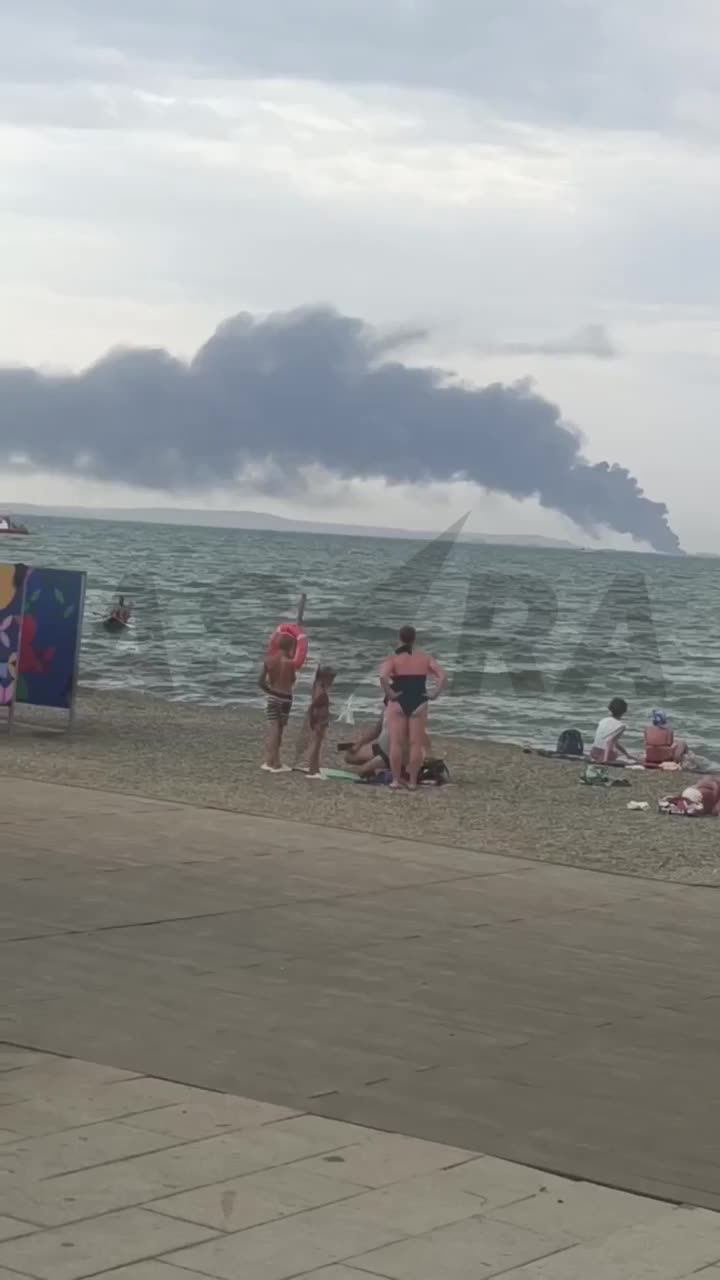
[380,626,446,789]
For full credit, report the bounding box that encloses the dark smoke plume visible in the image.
[2,306,680,552]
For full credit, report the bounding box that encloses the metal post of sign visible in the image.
[7,571,27,736]
[67,571,87,732]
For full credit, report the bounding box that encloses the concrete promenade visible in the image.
[3,777,720,1275]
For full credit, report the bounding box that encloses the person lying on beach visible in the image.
[590,698,637,764]
[259,633,297,773]
[685,777,720,815]
[306,664,336,779]
[660,777,720,817]
[643,709,689,767]
[380,625,447,790]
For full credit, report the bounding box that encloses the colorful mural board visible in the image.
[0,562,26,710]
[0,563,86,719]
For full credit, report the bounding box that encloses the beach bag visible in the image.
[556,728,584,757]
[581,764,610,787]
[418,758,451,786]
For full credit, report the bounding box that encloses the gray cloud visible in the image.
[2,305,680,552]
[488,324,617,360]
[5,2,719,133]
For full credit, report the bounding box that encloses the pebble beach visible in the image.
[3,688,719,887]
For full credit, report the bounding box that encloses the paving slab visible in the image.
[0,1120,192,1179]
[488,1180,677,1243]
[292,1133,475,1188]
[293,1173,496,1237]
[0,1123,372,1228]
[0,1049,51,1073]
[88,1267,212,1280]
[0,1077,227,1139]
[285,1271,375,1280]
[346,1216,572,1278]
[0,1208,218,1280]
[150,1164,366,1231]
[493,1207,720,1278]
[0,1161,189,1228]
[0,1217,37,1242]
[163,1200,410,1279]
[119,1095,300,1141]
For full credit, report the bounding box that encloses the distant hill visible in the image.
[4,503,581,549]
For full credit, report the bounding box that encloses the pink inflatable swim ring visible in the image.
[267,622,308,671]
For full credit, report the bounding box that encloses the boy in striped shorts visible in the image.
[259,633,296,773]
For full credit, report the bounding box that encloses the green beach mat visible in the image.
[293,767,359,782]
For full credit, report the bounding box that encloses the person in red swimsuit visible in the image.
[643,710,689,766]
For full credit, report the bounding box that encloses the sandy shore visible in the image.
[2,688,719,886]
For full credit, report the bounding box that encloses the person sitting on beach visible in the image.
[345,707,435,781]
[259,633,297,773]
[380,625,447,790]
[643,709,689,767]
[306,664,336,779]
[590,698,636,764]
[343,702,392,778]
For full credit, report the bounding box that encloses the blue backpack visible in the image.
[556,729,584,757]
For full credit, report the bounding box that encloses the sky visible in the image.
[2,1,720,551]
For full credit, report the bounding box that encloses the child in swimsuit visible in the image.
[591,697,635,764]
[306,664,336,779]
[259,633,297,772]
[380,625,447,790]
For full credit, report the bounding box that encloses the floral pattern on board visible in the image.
[16,567,85,709]
[0,563,26,707]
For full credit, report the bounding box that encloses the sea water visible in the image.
[4,515,719,756]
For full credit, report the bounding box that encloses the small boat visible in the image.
[0,515,30,536]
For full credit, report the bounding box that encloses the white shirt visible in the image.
[593,716,626,751]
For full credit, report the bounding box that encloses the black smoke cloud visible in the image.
[2,306,680,553]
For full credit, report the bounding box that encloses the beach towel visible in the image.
[658,795,705,816]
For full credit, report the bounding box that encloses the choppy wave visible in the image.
[5,516,720,757]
